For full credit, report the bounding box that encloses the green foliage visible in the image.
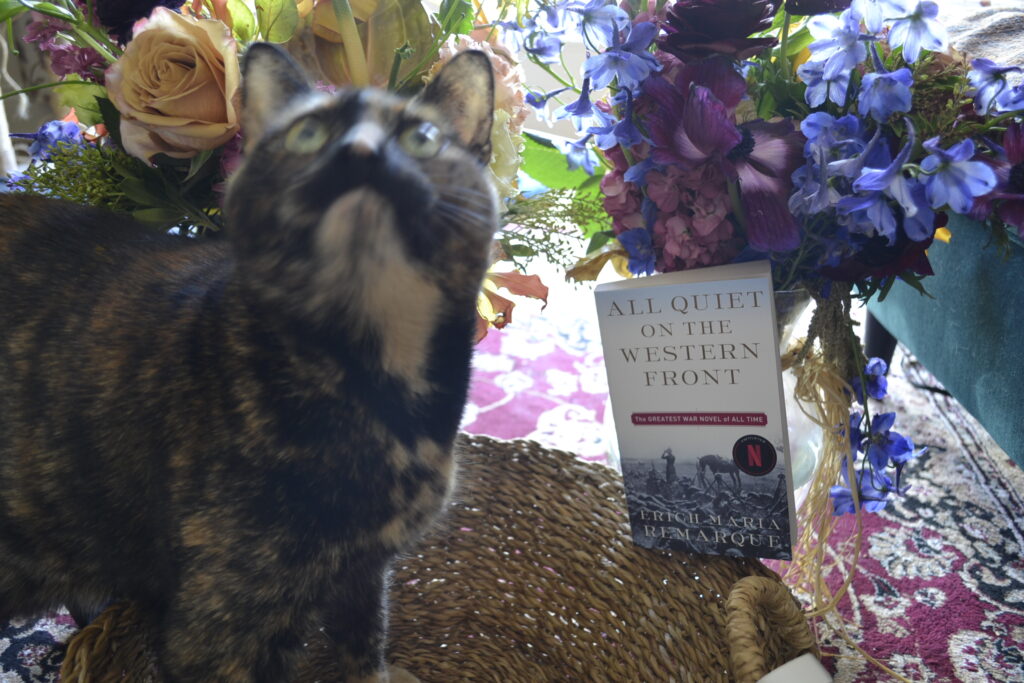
[57,78,107,127]
[10,143,136,213]
[520,133,609,240]
[226,0,258,42]
[255,0,299,43]
[499,188,607,271]
[438,0,473,35]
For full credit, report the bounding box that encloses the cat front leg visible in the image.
[322,561,395,681]
[155,566,316,682]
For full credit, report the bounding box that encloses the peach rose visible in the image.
[105,7,240,162]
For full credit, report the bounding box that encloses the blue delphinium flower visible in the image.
[556,79,601,131]
[851,357,889,403]
[887,0,947,63]
[858,67,913,122]
[10,120,83,162]
[571,0,629,51]
[996,83,1024,113]
[609,92,643,148]
[807,9,870,79]
[967,58,1022,115]
[830,462,893,515]
[583,22,660,91]
[919,137,997,213]
[525,32,564,64]
[618,227,656,275]
[852,0,909,33]
[559,134,599,175]
[3,171,29,192]
[864,411,914,470]
[526,87,570,109]
[798,60,851,107]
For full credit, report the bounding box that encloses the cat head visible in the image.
[224,44,497,326]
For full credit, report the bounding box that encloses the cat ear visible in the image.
[241,43,312,151]
[416,51,494,164]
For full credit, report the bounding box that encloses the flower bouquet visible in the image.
[485,0,1023,669]
[0,0,564,338]
[487,0,1024,512]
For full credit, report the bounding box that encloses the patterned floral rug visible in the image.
[1,295,1022,681]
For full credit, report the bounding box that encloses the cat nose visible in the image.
[340,121,385,157]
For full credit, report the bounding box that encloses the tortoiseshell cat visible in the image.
[0,43,496,681]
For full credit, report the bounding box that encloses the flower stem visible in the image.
[330,0,370,87]
[0,80,90,102]
[778,10,791,79]
[69,27,119,64]
[726,178,749,234]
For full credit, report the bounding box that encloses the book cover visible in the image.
[595,260,797,560]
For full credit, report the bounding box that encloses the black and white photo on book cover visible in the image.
[596,259,797,561]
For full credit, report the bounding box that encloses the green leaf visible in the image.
[16,0,76,21]
[438,0,473,35]
[586,230,613,253]
[520,133,590,191]
[226,0,257,42]
[95,96,123,147]
[255,0,298,43]
[784,26,812,56]
[132,207,185,224]
[0,0,29,22]
[504,242,537,258]
[185,149,216,182]
[56,78,107,126]
[121,180,162,206]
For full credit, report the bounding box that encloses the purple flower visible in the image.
[619,227,656,275]
[920,137,998,214]
[729,120,805,252]
[858,68,913,122]
[785,0,852,16]
[10,120,83,162]
[798,60,851,108]
[887,0,947,63]
[967,59,1022,115]
[658,0,778,62]
[971,122,1024,238]
[807,9,870,79]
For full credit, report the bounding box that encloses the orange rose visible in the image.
[105,7,240,162]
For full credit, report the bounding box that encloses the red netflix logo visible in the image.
[732,435,777,476]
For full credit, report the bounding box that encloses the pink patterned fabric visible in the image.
[463,313,611,464]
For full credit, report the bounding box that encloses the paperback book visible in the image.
[595,260,797,560]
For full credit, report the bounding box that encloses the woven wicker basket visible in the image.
[62,435,817,682]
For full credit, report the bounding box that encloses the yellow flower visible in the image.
[105,7,240,162]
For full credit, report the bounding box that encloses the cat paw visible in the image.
[386,664,420,682]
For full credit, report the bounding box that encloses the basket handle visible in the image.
[725,576,820,683]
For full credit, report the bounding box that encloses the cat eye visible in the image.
[284,117,330,154]
[398,122,445,159]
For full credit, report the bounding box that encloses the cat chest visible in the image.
[242,438,456,554]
